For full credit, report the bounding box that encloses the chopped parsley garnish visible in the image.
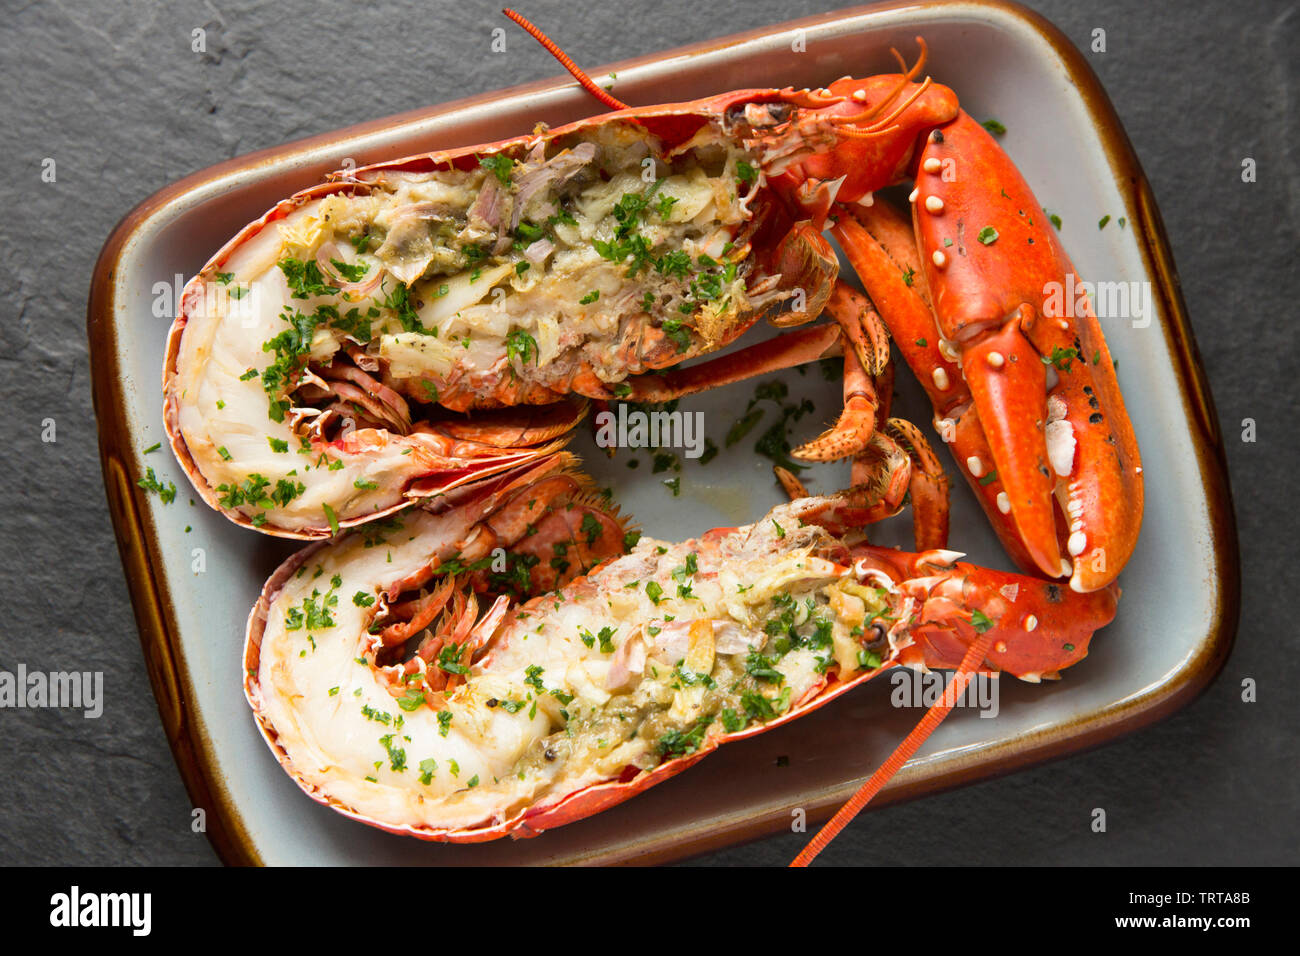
[283,587,338,633]
[505,329,538,365]
[524,665,546,693]
[655,194,679,220]
[656,249,692,278]
[514,220,545,243]
[478,153,515,185]
[397,689,426,712]
[580,512,603,547]
[741,690,778,722]
[593,232,654,276]
[1042,346,1080,372]
[720,708,745,733]
[436,642,470,676]
[330,258,369,282]
[660,317,692,353]
[858,648,883,670]
[376,282,432,335]
[658,716,713,758]
[745,650,784,684]
[136,468,177,504]
[379,733,407,772]
[580,626,617,653]
[671,553,698,580]
[726,407,764,447]
[259,304,330,418]
[652,451,681,474]
[278,258,334,299]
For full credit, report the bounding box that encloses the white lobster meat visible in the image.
[245,460,1115,842]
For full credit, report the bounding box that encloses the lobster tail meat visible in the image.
[165,92,853,536]
[246,470,1116,843]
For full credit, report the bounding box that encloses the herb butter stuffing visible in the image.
[183,117,794,533]
[251,482,919,836]
[243,120,777,426]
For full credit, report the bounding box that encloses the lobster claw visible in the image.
[792,541,1119,867]
[958,307,1063,579]
[855,545,1119,681]
[912,113,1143,592]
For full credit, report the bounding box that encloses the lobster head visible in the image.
[733,46,958,228]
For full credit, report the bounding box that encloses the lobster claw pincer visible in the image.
[852,545,1118,681]
[910,113,1143,592]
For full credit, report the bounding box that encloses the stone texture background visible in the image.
[0,0,1294,865]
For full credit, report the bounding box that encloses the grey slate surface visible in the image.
[0,0,1295,866]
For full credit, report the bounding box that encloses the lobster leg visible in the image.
[773,465,810,500]
[792,339,881,460]
[833,204,1041,574]
[911,113,1143,591]
[823,280,892,376]
[619,323,841,404]
[373,452,635,694]
[415,399,587,453]
[789,280,892,461]
[882,418,949,550]
[785,417,949,552]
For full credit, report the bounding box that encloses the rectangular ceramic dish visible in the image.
[89,0,1238,865]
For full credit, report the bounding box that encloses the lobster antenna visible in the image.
[837,37,931,128]
[502,9,631,111]
[790,626,996,866]
[837,76,933,137]
[903,36,929,80]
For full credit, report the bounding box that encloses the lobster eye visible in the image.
[865,622,889,652]
[760,103,794,124]
[726,101,794,128]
